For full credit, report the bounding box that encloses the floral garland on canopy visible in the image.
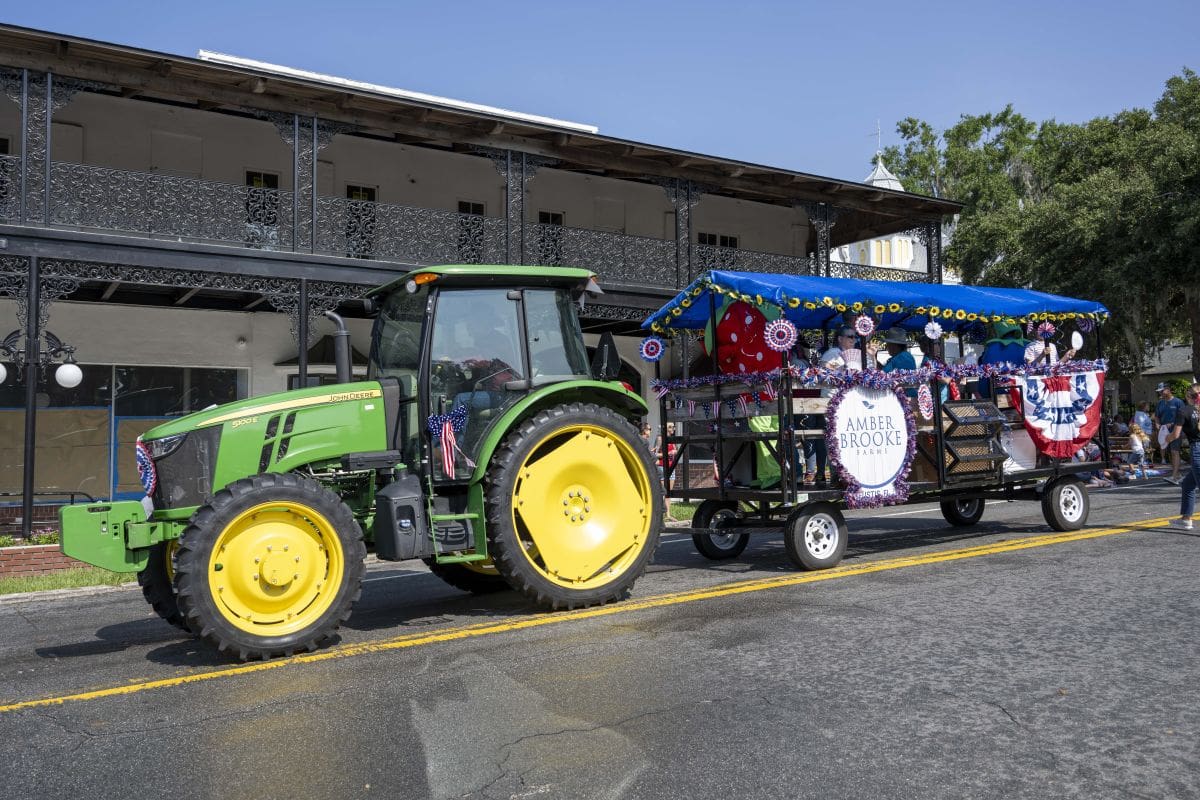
[825,383,918,509]
[646,277,1109,336]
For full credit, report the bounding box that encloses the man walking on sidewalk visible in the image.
[1155,383,1185,484]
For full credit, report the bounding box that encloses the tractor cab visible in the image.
[368,265,602,481]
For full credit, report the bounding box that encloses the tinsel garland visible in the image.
[824,384,917,510]
[650,358,1107,396]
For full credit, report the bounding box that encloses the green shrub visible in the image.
[0,534,17,548]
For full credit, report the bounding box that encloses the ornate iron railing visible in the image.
[828,260,932,283]
[0,154,19,222]
[0,157,936,287]
[522,222,677,287]
[694,243,817,276]
[45,161,297,249]
[314,195,506,264]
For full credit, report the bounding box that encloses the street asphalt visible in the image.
[0,480,1196,799]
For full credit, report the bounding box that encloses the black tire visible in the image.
[940,498,985,527]
[422,558,512,595]
[784,502,848,570]
[137,540,191,633]
[485,402,662,610]
[1042,478,1090,531]
[174,473,366,660]
[691,499,749,560]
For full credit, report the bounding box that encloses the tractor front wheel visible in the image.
[137,539,191,633]
[174,473,366,660]
[485,403,662,609]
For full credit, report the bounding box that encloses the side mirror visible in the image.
[591,331,622,382]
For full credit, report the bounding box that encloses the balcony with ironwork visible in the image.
[0,154,934,292]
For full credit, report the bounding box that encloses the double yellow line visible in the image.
[0,515,1175,714]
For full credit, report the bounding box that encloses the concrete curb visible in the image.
[0,581,140,605]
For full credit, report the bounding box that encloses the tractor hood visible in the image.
[141,381,384,441]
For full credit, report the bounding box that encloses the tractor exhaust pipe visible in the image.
[323,310,352,384]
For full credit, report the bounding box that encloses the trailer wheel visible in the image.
[174,473,366,660]
[423,557,511,594]
[485,403,662,610]
[1042,478,1090,531]
[137,539,191,633]
[784,502,847,571]
[940,498,985,527]
[691,500,748,560]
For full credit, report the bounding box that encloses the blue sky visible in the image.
[5,1,1196,182]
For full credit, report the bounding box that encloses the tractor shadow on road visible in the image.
[35,617,201,662]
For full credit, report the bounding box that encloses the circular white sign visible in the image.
[831,386,910,499]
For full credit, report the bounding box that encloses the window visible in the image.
[698,232,739,249]
[345,184,377,259]
[697,231,738,268]
[873,239,893,267]
[524,289,590,385]
[457,200,486,263]
[244,171,280,249]
[427,289,526,478]
[536,210,565,266]
[0,137,9,154]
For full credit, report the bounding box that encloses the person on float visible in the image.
[791,335,827,486]
[820,326,864,372]
[1165,383,1200,528]
[1023,323,1077,365]
[977,321,1028,399]
[868,327,918,398]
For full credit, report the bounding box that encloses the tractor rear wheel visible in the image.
[174,473,366,660]
[137,539,191,633]
[423,557,511,594]
[485,403,662,609]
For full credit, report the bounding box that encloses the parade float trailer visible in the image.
[59,265,661,660]
[641,270,1110,568]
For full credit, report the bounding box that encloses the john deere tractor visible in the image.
[60,265,661,660]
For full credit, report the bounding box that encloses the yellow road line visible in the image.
[0,515,1174,714]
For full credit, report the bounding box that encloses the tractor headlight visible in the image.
[146,433,188,460]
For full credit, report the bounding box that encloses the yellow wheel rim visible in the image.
[511,424,652,589]
[206,501,345,636]
[164,538,180,583]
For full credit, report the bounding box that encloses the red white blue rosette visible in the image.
[763,319,798,352]
[917,383,935,419]
[924,320,943,340]
[639,335,666,362]
[1037,321,1056,339]
[135,438,157,496]
[854,315,876,338]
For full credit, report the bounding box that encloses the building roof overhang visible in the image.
[0,24,963,245]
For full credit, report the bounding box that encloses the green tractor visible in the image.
[60,265,662,660]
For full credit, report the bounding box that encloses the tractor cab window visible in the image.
[525,289,591,385]
[428,289,525,478]
[369,285,427,466]
[369,285,426,393]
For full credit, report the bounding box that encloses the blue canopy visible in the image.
[642,270,1109,335]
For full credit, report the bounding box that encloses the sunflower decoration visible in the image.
[888,303,901,314]
[954,309,967,321]
[822,296,835,307]
[874,304,887,315]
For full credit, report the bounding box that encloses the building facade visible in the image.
[0,25,960,530]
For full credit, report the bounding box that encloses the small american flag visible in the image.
[440,417,457,479]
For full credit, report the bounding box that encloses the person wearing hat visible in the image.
[820,326,865,371]
[1154,382,1186,483]
[871,328,918,397]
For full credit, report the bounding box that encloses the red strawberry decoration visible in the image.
[708,301,783,375]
